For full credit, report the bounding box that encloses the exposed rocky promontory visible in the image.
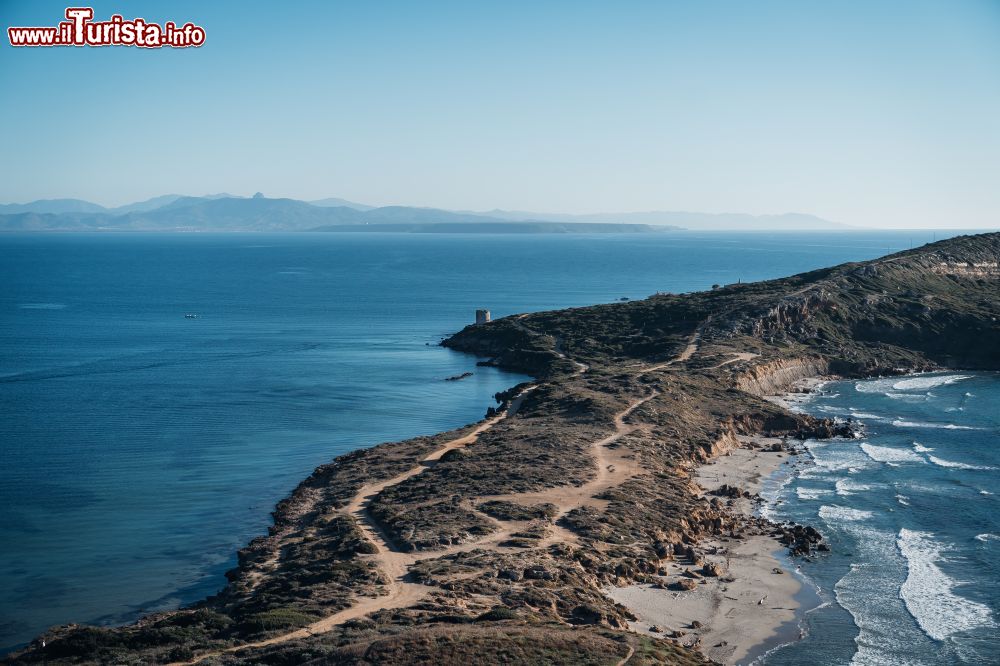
[7,233,998,665]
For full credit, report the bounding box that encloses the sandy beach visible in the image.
[606,438,809,665]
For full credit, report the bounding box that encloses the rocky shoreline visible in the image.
[6,233,998,665]
[606,433,823,665]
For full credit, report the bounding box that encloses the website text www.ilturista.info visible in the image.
[8,7,205,48]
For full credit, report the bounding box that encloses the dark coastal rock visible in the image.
[444,371,474,381]
[795,418,856,440]
[671,578,699,592]
[701,562,725,577]
[776,522,826,556]
[523,565,556,581]
[710,484,751,499]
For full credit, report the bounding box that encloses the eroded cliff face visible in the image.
[697,426,742,461]
[734,357,830,396]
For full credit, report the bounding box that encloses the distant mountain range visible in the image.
[462,209,847,231]
[0,194,848,233]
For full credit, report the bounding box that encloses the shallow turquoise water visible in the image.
[0,229,966,652]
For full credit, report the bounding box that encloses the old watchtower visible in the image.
[475,309,491,325]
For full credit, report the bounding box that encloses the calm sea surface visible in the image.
[0,230,969,652]
[765,373,1000,665]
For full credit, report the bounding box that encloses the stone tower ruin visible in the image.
[475,309,491,325]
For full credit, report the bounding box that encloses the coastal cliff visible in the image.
[7,233,999,666]
[732,357,829,396]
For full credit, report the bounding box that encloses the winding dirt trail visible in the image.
[705,351,759,370]
[482,389,657,523]
[480,322,706,543]
[174,322,704,665]
[173,391,535,665]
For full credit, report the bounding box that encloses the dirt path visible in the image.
[705,351,759,370]
[173,390,535,666]
[481,321,706,539]
[616,644,636,666]
[482,389,656,521]
[641,318,706,372]
[174,322,705,664]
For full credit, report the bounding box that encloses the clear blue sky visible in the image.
[2,0,999,228]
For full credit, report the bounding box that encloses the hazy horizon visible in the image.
[3,1,999,229]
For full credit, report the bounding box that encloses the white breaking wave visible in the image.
[836,479,873,496]
[805,440,875,475]
[860,443,926,464]
[891,419,978,430]
[849,412,887,421]
[757,469,795,521]
[854,378,898,394]
[833,526,923,666]
[975,533,999,543]
[892,374,973,391]
[927,455,996,471]
[981,490,994,496]
[897,528,996,641]
[911,442,934,453]
[895,494,910,506]
[884,392,928,402]
[819,504,874,522]
[796,487,833,501]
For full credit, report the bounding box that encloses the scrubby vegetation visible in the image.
[8,234,998,665]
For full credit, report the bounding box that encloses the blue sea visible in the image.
[0,229,975,653]
[764,373,1000,665]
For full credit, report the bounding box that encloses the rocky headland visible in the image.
[6,233,998,665]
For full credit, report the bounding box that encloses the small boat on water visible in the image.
[184,313,199,319]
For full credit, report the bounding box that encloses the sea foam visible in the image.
[854,378,898,394]
[805,440,874,475]
[891,419,978,430]
[884,392,928,402]
[836,479,873,496]
[832,526,920,666]
[897,529,996,641]
[860,443,925,464]
[927,455,996,471]
[848,412,887,421]
[892,375,973,391]
[796,487,833,501]
[819,505,874,522]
